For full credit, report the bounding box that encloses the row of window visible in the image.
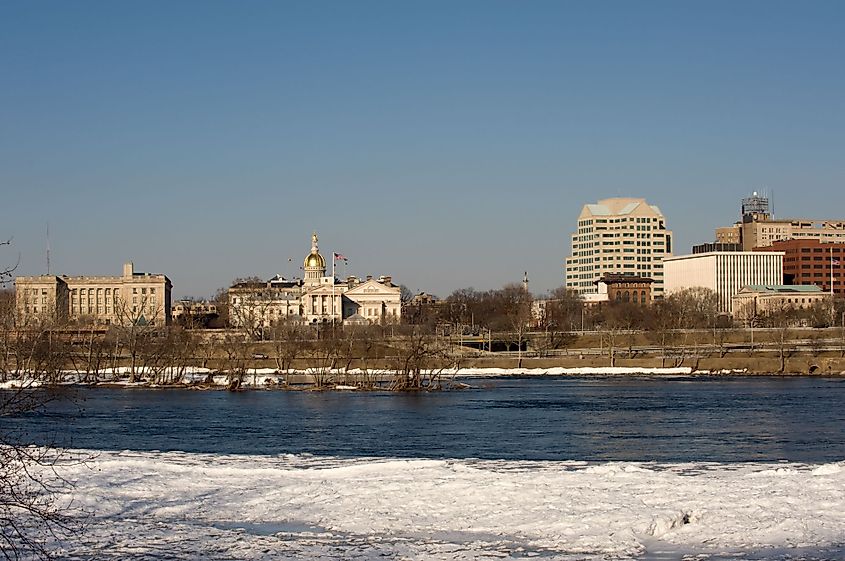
[614,290,649,304]
[22,288,48,296]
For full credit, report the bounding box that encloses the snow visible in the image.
[0,366,702,391]
[43,450,845,560]
[0,379,42,389]
[452,366,694,377]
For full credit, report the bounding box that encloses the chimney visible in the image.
[383,276,392,285]
[366,275,372,282]
[123,262,134,278]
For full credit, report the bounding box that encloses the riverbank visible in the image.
[2,357,844,391]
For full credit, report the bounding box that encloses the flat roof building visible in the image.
[663,251,783,314]
[15,262,172,326]
[713,192,845,251]
[732,284,830,324]
[755,239,845,297]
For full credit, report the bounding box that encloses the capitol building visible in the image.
[228,233,401,329]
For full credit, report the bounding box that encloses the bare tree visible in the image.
[763,300,799,373]
[0,237,19,287]
[269,320,304,381]
[307,326,340,388]
[1,240,85,559]
[111,292,165,383]
[1,391,85,560]
[498,283,533,367]
[0,289,17,383]
[219,330,250,390]
[390,326,447,390]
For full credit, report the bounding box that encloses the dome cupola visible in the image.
[303,232,326,282]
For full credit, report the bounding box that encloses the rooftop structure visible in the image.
[712,192,845,251]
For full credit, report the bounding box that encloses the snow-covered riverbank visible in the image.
[0,366,740,391]
[45,450,845,560]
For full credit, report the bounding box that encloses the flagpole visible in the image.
[831,246,836,326]
[332,251,336,322]
[831,246,835,296]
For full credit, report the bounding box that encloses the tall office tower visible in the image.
[565,197,673,299]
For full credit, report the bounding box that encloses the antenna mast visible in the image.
[770,189,775,218]
[46,223,51,275]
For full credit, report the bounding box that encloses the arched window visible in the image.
[641,290,647,304]
[623,291,630,303]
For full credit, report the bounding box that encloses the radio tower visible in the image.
[46,223,51,275]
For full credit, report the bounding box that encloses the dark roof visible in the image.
[596,274,654,285]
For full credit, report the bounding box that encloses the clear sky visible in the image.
[2,1,844,299]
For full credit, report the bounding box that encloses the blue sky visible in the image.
[2,1,844,298]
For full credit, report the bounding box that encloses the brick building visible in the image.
[756,239,845,296]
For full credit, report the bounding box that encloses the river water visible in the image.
[7,375,845,462]
[5,375,845,560]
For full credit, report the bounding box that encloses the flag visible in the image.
[832,258,840,265]
[333,252,348,261]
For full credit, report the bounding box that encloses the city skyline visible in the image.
[3,2,845,299]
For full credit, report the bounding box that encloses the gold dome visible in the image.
[304,252,325,269]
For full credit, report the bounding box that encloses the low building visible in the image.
[732,285,830,323]
[692,242,742,254]
[15,262,172,326]
[581,274,654,306]
[171,300,219,325]
[755,239,845,296]
[663,252,783,314]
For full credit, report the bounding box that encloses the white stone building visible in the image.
[565,197,673,298]
[732,285,830,323]
[663,251,784,314]
[228,233,401,330]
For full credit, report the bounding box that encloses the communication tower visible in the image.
[741,191,770,219]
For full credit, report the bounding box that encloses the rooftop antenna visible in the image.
[46,223,51,275]
[770,188,775,218]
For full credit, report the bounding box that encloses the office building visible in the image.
[713,192,845,251]
[756,239,845,296]
[565,197,673,299]
[663,251,783,314]
[15,262,172,326]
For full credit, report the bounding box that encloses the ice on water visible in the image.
[47,450,845,560]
